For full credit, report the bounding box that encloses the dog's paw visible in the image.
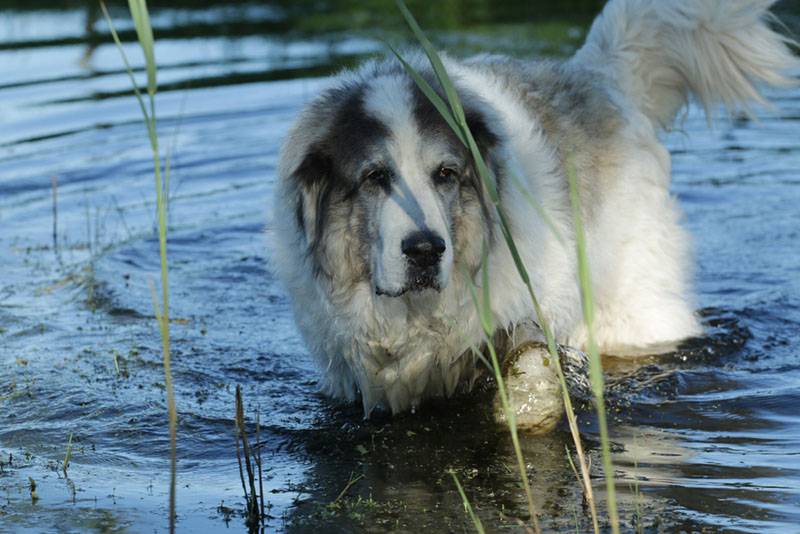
[494,341,563,434]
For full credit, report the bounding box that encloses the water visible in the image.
[1,1,799,532]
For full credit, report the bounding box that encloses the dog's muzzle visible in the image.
[402,230,445,292]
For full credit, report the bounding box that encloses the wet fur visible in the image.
[270,0,797,415]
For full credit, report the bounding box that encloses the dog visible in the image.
[271,0,797,416]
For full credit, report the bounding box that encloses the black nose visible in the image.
[401,231,446,268]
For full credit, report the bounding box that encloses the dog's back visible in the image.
[456,0,797,352]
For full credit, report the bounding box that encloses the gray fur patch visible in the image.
[470,57,625,212]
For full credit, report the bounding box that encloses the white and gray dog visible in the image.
[271,0,797,417]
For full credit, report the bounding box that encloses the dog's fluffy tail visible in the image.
[572,0,798,128]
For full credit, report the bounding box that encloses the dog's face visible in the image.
[283,65,498,299]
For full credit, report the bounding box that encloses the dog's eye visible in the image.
[435,166,458,185]
[364,168,390,189]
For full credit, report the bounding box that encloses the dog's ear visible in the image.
[464,107,505,196]
[465,108,500,156]
[291,146,333,250]
[460,106,505,236]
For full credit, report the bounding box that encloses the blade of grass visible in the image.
[465,244,540,533]
[388,44,466,146]
[235,385,260,524]
[62,433,73,477]
[565,441,598,533]
[103,3,176,532]
[127,0,156,96]
[51,175,59,260]
[256,409,265,520]
[632,433,643,534]
[567,161,619,534]
[28,477,38,504]
[332,472,365,506]
[449,470,486,534]
[393,4,541,530]
[100,3,154,141]
[394,0,467,127]
[507,171,565,245]
[234,411,249,510]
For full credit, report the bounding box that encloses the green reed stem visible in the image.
[449,470,486,534]
[465,250,541,532]
[62,433,73,477]
[567,163,619,533]
[101,2,176,531]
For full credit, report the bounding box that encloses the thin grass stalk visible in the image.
[235,418,249,508]
[565,445,580,487]
[332,472,364,506]
[101,2,176,531]
[256,410,265,520]
[392,5,540,531]
[51,175,59,259]
[235,385,259,522]
[508,172,565,244]
[100,3,154,142]
[567,163,619,533]
[565,442,598,531]
[62,433,73,477]
[392,2,600,530]
[503,214,600,531]
[632,433,643,534]
[449,470,486,534]
[28,477,38,504]
[464,246,540,533]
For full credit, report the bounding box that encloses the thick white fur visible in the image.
[271,0,797,415]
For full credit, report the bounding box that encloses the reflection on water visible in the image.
[1,1,800,533]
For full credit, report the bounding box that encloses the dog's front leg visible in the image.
[493,321,572,434]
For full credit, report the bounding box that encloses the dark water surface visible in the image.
[1,1,800,532]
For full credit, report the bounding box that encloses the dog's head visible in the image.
[279,60,501,299]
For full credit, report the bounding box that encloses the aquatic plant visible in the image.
[62,432,73,477]
[449,469,486,534]
[567,160,620,531]
[234,385,267,529]
[100,1,177,531]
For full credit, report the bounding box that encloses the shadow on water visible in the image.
[1,1,800,533]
